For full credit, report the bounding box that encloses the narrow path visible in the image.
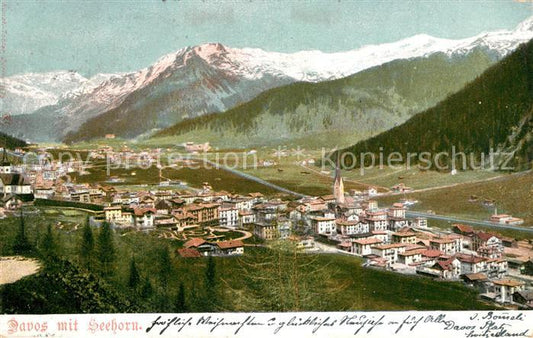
[299,163,391,192]
[406,211,533,234]
[209,226,252,241]
[196,157,308,198]
[390,174,505,195]
[0,257,40,285]
[383,169,532,196]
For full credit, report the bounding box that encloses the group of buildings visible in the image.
[0,146,532,308]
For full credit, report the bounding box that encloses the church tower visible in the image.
[333,152,345,204]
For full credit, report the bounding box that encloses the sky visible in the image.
[3,0,533,77]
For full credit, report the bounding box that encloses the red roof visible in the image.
[134,208,156,216]
[433,259,454,271]
[177,248,202,258]
[463,273,488,281]
[392,232,416,237]
[493,279,524,287]
[184,237,207,248]
[373,243,406,250]
[456,254,486,264]
[216,240,244,249]
[174,213,197,220]
[474,231,499,242]
[453,224,474,233]
[398,251,422,257]
[353,238,382,245]
[421,249,443,258]
[430,238,455,244]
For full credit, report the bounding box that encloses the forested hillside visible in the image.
[340,39,532,171]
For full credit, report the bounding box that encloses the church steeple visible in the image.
[333,152,345,204]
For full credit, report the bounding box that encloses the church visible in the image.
[333,154,345,205]
[0,149,33,206]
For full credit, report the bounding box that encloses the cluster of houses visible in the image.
[489,211,524,225]
[0,146,532,308]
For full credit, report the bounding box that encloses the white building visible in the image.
[134,208,155,228]
[219,206,239,228]
[397,251,423,265]
[351,237,382,256]
[239,210,256,228]
[336,220,369,235]
[0,174,33,195]
[429,238,458,256]
[491,279,525,304]
[311,216,336,235]
[371,243,407,266]
[104,206,134,226]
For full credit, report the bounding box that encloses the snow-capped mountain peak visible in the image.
[165,16,533,83]
[516,16,533,33]
[2,16,532,142]
[1,71,89,115]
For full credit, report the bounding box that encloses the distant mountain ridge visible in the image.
[1,71,87,115]
[2,16,532,143]
[148,49,497,148]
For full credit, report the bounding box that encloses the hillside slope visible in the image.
[0,132,27,149]
[340,39,533,171]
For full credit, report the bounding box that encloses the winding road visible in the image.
[196,157,308,198]
[406,211,533,234]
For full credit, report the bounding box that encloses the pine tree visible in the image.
[40,223,59,260]
[188,282,200,312]
[235,240,347,312]
[128,257,140,290]
[158,246,171,286]
[141,276,153,299]
[203,255,218,311]
[96,222,115,277]
[12,209,33,255]
[205,255,216,290]
[175,282,187,313]
[79,217,94,270]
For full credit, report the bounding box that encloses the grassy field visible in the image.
[205,149,503,196]
[68,147,373,197]
[378,170,533,229]
[47,143,509,198]
[0,211,493,312]
[70,159,283,196]
[207,149,376,196]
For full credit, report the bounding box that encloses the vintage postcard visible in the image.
[0,0,532,337]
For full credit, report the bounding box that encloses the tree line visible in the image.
[4,211,222,313]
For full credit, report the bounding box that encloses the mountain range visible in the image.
[1,16,532,143]
[150,49,496,148]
